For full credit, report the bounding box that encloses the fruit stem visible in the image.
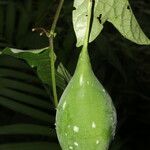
[77,0,93,72]
[49,0,64,107]
[83,0,93,52]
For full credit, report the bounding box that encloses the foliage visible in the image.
[73,0,150,46]
[1,47,70,90]
[0,55,60,149]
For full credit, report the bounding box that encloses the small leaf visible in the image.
[0,124,56,137]
[57,63,72,83]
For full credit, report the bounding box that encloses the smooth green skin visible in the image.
[56,48,117,150]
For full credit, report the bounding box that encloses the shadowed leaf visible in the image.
[0,124,56,137]
[1,47,69,90]
[0,142,61,150]
[0,96,54,123]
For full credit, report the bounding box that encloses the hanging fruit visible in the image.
[56,0,117,149]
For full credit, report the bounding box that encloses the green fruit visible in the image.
[56,48,117,150]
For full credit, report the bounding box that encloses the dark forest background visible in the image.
[0,0,150,149]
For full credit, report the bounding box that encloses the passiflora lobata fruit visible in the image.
[56,47,117,150]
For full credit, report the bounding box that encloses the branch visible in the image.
[49,0,64,107]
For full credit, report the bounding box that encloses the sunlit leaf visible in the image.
[108,0,150,45]
[73,0,150,47]
[73,0,113,47]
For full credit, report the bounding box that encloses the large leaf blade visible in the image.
[108,0,150,45]
[73,0,150,47]
[0,124,56,137]
[0,142,61,150]
[0,68,39,83]
[0,96,54,123]
[0,5,4,34]
[0,88,50,109]
[0,77,46,96]
[5,1,16,44]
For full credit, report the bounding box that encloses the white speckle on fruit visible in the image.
[74,142,79,147]
[82,93,85,97]
[102,89,105,92]
[87,81,90,85]
[80,75,84,86]
[69,146,73,149]
[73,126,79,132]
[65,133,67,136]
[68,125,71,128]
[96,140,100,144]
[92,121,96,128]
[63,101,66,110]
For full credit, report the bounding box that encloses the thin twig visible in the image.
[49,0,64,107]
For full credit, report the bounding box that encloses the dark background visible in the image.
[0,0,150,149]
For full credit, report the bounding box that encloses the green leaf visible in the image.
[17,1,32,38]
[0,96,54,123]
[0,68,39,83]
[107,0,150,45]
[0,142,61,150]
[0,55,31,70]
[57,63,71,83]
[1,47,67,90]
[0,124,56,137]
[5,1,16,43]
[73,0,150,47]
[73,0,107,47]
[0,5,4,34]
[0,56,55,123]
[0,78,46,96]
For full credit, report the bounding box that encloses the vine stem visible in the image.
[49,0,64,107]
[49,0,64,35]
